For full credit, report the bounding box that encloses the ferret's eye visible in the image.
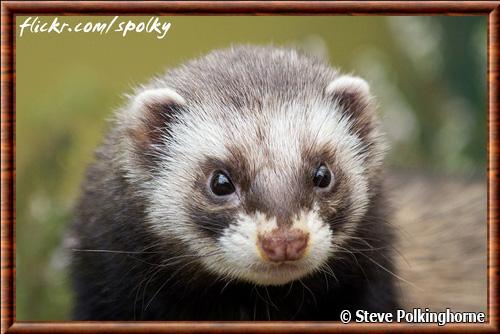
[313,164,332,189]
[210,171,236,196]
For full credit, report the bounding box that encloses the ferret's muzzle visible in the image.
[257,228,309,262]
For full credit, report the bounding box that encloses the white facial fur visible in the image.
[122,74,385,286]
[213,208,333,285]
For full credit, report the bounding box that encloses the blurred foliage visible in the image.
[15,16,486,320]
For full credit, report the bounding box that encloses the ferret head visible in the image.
[118,46,386,286]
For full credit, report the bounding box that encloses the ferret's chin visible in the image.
[232,261,320,286]
[254,265,314,286]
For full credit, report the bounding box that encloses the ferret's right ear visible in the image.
[123,87,185,170]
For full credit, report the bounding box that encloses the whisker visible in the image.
[357,252,422,291]
[71,248,164,254]
[298,279,317,307]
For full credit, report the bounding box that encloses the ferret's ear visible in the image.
[325,75,373,119]
[124,87,185,170]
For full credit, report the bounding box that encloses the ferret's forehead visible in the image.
[167,99,361,173]
[162,46,336,109]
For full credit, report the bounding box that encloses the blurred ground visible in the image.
[15,16,486,320]
[389,170,486,312]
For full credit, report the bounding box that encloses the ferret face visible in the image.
[121,48,386,286]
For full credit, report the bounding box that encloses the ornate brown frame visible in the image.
[1,1,498,333]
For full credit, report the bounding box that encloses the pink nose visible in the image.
[258,229,309,262]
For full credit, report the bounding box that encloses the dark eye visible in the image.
[313,164,332,189]
[210,171,236,196]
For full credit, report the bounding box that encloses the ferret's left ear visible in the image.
[325,75,374,118]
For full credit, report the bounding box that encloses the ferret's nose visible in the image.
[258,229,309,262]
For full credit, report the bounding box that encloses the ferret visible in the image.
[69,45,486,320]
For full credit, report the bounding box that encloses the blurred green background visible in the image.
[15,16,486,320]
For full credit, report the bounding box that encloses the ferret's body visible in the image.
[70,46,486,320]
[71,157,396,320]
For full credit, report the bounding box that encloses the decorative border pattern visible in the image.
[1,1,498,333]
